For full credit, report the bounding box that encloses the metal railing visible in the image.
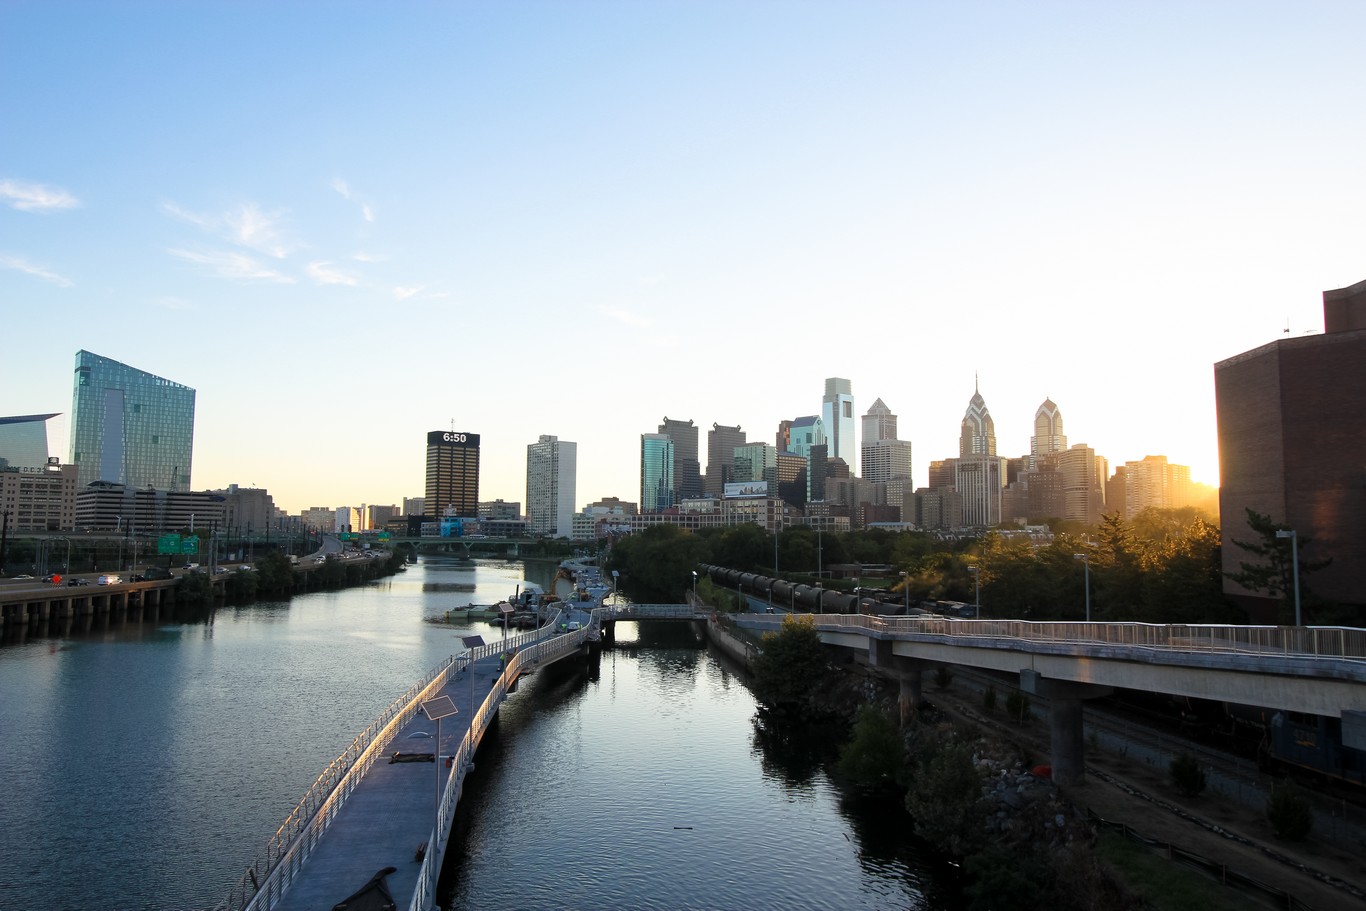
[757,614,1366,663]
[608,603,697,620]
[221,610,584,911]
[407,617,591,911]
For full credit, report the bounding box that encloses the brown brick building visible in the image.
[1215,278,1366,620]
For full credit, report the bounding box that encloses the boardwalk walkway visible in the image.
[217,618,591,911]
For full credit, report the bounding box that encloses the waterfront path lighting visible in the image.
[691,570,698,606]
[967,565,980,618]
[1073,554,1089,622]
[1275,529,1301,626]
[419,694,459,894]
[853,585,862,615]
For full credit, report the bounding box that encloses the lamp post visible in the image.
[1275,529,1301,626]
[419,694,458,896]
[899,570,909,613]
[691,570,698,606]
[1073,554,1090,622]
[967,565,980,618]
[853,585,861,616]
[815,581,823,614]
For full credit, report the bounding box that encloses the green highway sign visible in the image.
[157,534,181,555]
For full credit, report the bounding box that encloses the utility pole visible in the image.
[0,508,11,575]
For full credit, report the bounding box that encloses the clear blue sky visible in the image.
[4,2,1363,514]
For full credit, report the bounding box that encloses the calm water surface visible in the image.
[0,559,950,911]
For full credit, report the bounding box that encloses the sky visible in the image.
[3,2,1364,515]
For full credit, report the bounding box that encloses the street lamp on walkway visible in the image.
[967,565,980,618]
[1073,554,1090,622]
[1275,529,1301,626]
[899,570,909,613]
[691,570,698,606]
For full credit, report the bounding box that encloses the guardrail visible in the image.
[753,614,1366,663]
[608,604,697,620]
[221,611,583,911]
[407,616,592,911]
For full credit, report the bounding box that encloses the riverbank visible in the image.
[700,610,1366,909]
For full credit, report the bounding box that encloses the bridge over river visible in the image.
[213,594,1366,911]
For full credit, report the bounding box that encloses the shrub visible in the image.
[1169,753,1206,797]
[1266,786,1313,840]
[982,685,997,713]
[1005,690,1032,724]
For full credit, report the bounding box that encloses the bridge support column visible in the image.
[1020,670,1111,786]
[889,656,929,726]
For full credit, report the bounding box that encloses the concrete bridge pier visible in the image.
[1020,669,1112,786]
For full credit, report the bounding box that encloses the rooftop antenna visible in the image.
[1284,318,1290,335]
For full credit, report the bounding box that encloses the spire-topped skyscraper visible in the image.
[958,377,997,457]
[955,379,1003,526]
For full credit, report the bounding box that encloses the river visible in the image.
[0,558,954,910]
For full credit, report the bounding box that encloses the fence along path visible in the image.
[213,612,590,911]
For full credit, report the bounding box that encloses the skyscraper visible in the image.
[658,417,701,501]
[69,350,196,490]
[526,434,577,538]
[640,433,675,513]
[0,413,56,471]
[704,423,746,497]
[1216,277,1366,617]
[821,378,856,474]
[955,381,1004,527]
[860,398,911,483]
[425,430,480,518]
[1030,398,1067,470]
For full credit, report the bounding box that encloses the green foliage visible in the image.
[1168,753,1206,797]
[1005,690,1031,724]
[254,550,295,595]
[224,567,260,603]
[962,846,1051,911]
[1265,786,1313,840]
[751,615,827,710]
[836,705,906,787]
[981,685,997,714]
[695,576,744,612]
[1227,509,1332,623]
[904,737,984,854]
[605,524,710,602]
[174,570,213,605]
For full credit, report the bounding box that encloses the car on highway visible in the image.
[12,574,35,580]
[97,575,121,585]
[67,578,91,587]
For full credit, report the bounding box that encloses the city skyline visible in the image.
[4,4,1364,513]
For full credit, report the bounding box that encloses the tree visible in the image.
[255,550,295,595]
[904,737,985,854]
[605,524,711,603]
[836,705,906,788]
[1226,509,1331,623]
[751,615,828,711]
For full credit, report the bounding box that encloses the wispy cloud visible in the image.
[331,176,375,222]
[307,260,359,286]
[162,200,294,258]
[167,248,295,283]
[598,305,651,328]
[225,203,291,258]
[353,251,385,263]
[0,179,80,212]
[0,253,73,286]
[392,285,426,301]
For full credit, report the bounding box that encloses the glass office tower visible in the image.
[69,351,196,490]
